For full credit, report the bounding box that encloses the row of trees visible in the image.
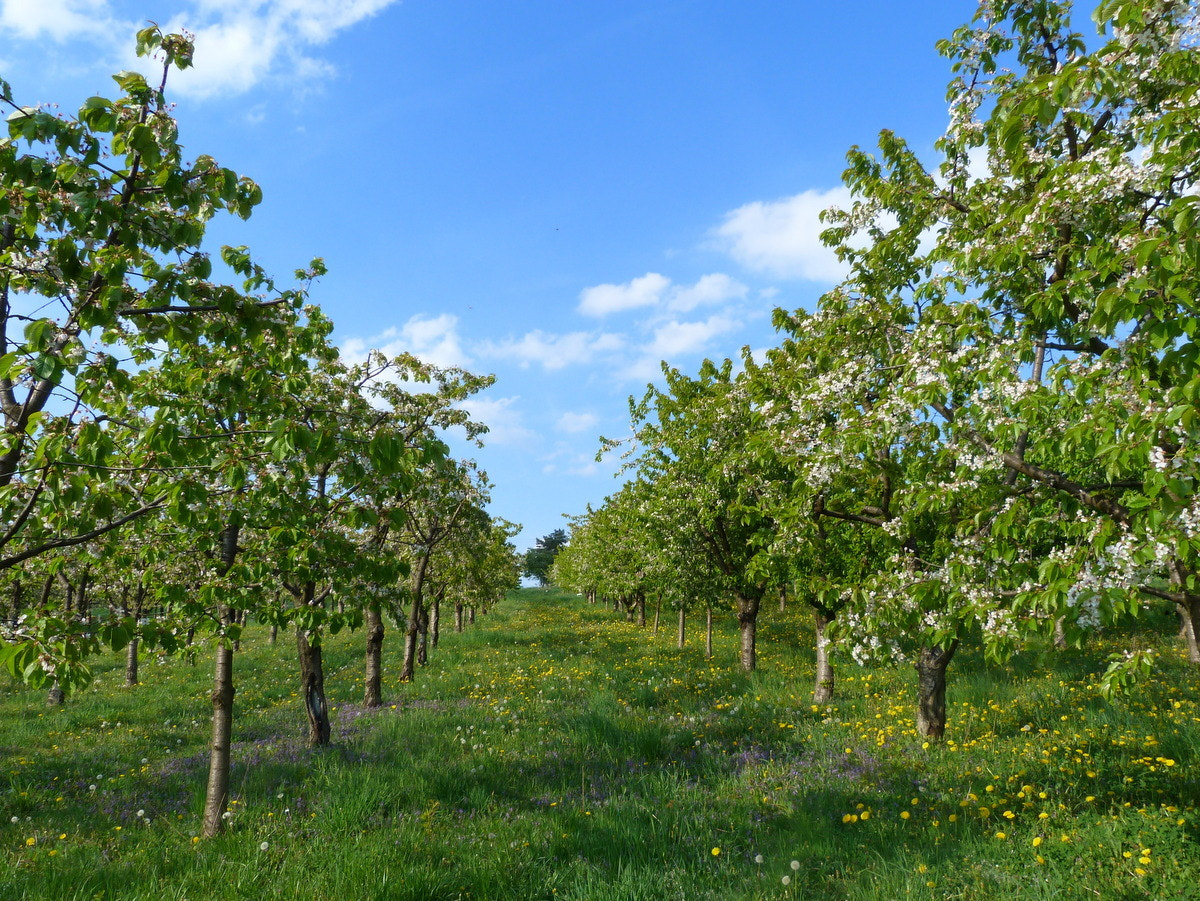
[554,0,1200,738]
[0,28,520,836]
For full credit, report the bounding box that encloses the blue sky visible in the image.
[1,0,981,553]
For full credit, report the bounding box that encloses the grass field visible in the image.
[2,589,1198,899]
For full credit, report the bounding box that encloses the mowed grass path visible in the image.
[2,589,1199,899]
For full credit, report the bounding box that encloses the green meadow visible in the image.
[2,589,1198,900]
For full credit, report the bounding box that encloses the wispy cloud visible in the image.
[712,187,851,282]
[340,313,471,369]
[459,395,535,447]
[578,272,670,317]
[621,313,741,382]
[577,271,747,318]
[478,329,624,371]
[0,0,400,98]
[555,411,598,434]
[0,0,117,41]
[666,272,747,313]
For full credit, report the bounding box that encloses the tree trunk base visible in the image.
[915,642,957,741]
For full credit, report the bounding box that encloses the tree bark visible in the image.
[652,594,661,636]
[431,590,441,649]
[1168,565,1199,664]
[636,591,646,627]
[455,600,464,633]
[124,585,146,688]
[813,609,835,704]
[1053,616,1067,650]
[401,554,430,682]
[417,603,429,667]
[677,607,686,649]
[705,605,713,659]
[736,591,761,672]
[201,632,234,837]
[468,605,476,625]
[296,624,331,746]
[1178,598,1200,665]
[46,681,63,706]
[124,638,139,688]
[915,641,958,741]
[201,517,240,837]
[363,604,384,708]
[779,584,787,613]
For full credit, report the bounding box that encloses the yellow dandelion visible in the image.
[711,847,720,857]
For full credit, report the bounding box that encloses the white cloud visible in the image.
[713,187,851,282]
[458,395,535,447]
[578,271,747,319]
[539,442,606,478]
[1,0,400,99]
[621,313,740,382]
[578,272,669,317]
[647,314,738,359]
[666,272,747,313]
[0,0,114,41]
[479,329,624,371]
[555,411,598,434]
[340,313,471,369]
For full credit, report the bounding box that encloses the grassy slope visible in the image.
[1,589,1198,900]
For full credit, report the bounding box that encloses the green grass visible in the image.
[2,590,1199,899]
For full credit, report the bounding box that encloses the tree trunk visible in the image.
[468,605,476,625]
[455,600,464,633]
[202,630,235,837]
[677,607,686,649]
[915,641,958,741]
[296,625,331,746]
[1053,616,1067,650]
[268,624,277,644]
[431,591,441,649]
[124,585,145,688]
[364,605,384,708]
[636,592,646,627]
[1178,597,1200,665]
[293,577,331,746]
[736,591,761,672]
[417,604,429,667]
[9,578,21,626]
[705,605,713,659]
[125,638,139,688]
[779,584,787,613]
[652,594,661,636]
[1169,564,1200,664]
[202,517,241,837]
[813,609,835,704]
[46,681,63,706]
[402,554,430,682]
